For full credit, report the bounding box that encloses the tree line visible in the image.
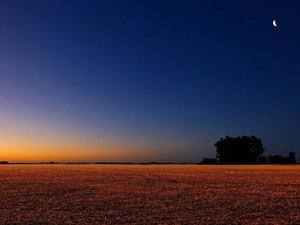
[200,136,297,164]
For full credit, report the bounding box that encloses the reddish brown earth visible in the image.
[0,165,299,224]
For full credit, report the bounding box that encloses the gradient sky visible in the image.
[0,0,299,162]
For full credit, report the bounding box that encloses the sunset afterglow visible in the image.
[0,0,299,162]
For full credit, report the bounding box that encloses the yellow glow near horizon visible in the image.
[0,111,151,162]
[0,130,156,162]
[0,111,197,162]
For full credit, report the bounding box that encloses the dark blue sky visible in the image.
[0,0,299,162]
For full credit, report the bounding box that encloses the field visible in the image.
[0,165,299,224]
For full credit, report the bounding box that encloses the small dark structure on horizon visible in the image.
[198,158,217,165]
[268,151,296,164]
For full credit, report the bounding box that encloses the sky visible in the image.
[0,0,299,162]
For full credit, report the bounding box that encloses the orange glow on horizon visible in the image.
[0,111,197,162]
[0,112,150,162]
[0,137,155,162]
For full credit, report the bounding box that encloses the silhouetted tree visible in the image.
[0,161,8,164]
[287,151,296,164]
[215,136,265,164]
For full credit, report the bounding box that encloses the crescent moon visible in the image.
[273,20,277,27]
